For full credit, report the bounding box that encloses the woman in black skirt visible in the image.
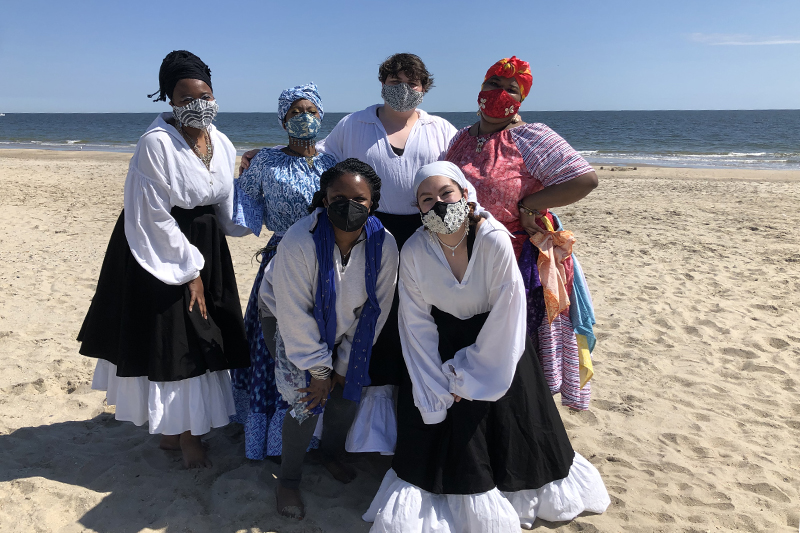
[77,51,250,468]
[364,162,610,530]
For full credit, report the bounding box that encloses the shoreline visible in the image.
[3,147,800,176]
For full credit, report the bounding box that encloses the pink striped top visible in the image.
[446,123,592,256]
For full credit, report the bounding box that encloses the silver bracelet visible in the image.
[308,366,332,380]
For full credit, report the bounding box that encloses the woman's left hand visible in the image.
[519,209,547,236]
[518,171,599,236]
[297,376,332,411]
[187,276,208,320]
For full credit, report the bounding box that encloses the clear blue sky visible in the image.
[2,0,799,112]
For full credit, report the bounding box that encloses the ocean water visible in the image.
[1,110,799,170]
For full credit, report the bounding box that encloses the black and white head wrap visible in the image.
[147,50,213,102]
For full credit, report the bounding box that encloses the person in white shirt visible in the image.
[364,162,610,531]
[318,55,481,448]
[242,53,474,453]
[259,159,399,519]
[78,51,250,469]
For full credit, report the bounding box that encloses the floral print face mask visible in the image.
[285,112,322,140]
[477,88,520,119]
[420,198,469,235]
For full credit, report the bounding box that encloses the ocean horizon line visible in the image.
[3,108,800,114]
[3,110,799,171]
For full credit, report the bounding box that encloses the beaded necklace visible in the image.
[177,124,213,169]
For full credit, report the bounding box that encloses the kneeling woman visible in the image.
[259,159,399,518]
[365,162,609,531]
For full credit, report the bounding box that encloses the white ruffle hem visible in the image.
[364,453,610,532]
[91,359,236,436]
[346,385,397,455]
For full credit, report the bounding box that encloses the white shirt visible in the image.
[259,209,399,377]
[318,105,460,215]
[123,113,249,286]
[398,214,527,424]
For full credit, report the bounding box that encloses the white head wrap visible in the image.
[413,161,470,199]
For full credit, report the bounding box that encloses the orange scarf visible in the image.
[530,216,575,324]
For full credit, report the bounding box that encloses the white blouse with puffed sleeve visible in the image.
[398,213,528,424]
[123,113,249,286]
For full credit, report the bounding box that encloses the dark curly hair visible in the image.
[378,53,434,93]
[309,158,382,214]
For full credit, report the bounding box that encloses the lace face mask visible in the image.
[420,198,469,235]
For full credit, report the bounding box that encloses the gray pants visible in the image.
[260,312,357,490]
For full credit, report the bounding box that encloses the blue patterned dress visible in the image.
[230,147,337,459]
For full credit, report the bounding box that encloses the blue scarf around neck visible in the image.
[311,208,386,407]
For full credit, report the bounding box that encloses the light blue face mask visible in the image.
[285,113,322,140]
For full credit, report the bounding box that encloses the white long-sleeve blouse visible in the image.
[123,113,249,286]
[317,105,460,216]
[398,214,528,424]
[259,209,399,377]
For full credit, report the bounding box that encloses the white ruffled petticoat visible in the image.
[364,453,610,532]
[91,359,236,436]
[346,385,397,455]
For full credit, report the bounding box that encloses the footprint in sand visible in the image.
[4,378,48,395]
[654,317,673,330]
[722,347,759,360]
[785,419,800,430]
[656,512,675,523]
[738,482,791,503]
[697,318,730,334]
[683,325,702,337]
[753,303,782,315]
[768,337,790,349]
[741,361,786,375]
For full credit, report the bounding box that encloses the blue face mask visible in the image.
[285,113,322,140]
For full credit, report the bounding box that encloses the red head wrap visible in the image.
[483,56,532,101]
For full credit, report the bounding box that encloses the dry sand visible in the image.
[0,149,798,532]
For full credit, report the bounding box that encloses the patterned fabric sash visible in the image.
[312,211,386,406]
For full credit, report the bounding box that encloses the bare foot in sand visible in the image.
[276,485,304,520]
[159,434,181,451]
[180,431,211,469]
[321,454,356,484]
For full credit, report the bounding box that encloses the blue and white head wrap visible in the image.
[277,82,324,125]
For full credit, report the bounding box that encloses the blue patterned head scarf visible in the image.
[278,82,324,125]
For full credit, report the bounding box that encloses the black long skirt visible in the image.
[391,307,575,495]
[77,207,249,382]
[368,212,422,386]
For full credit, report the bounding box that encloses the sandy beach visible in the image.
[0,149,798,532]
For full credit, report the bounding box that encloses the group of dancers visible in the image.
[78,49,611,531]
